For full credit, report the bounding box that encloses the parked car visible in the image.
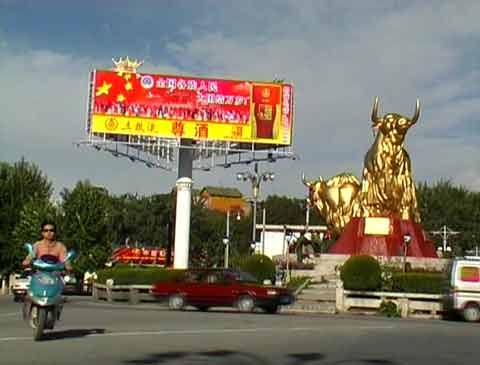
[445,258,480,322]
[62,273,80,295]
[12,271,31,302]
[151,268,294,314]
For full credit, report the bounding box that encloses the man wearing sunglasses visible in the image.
[22,221,73,272]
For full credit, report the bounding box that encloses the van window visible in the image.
[460,266,480,282]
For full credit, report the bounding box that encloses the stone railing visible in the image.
[335,281,443,319]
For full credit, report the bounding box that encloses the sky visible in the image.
[1,0,479,201]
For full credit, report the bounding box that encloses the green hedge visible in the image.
[96,267,185,285]
[234,254,276,283]
[340,255,382,291]
[96,254,276,286]
[390,272,448,294]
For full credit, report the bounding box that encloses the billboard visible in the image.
[88,70,294,145]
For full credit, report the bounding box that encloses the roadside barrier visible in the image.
[92,283,156,304]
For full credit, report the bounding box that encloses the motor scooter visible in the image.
[22,243,76,340]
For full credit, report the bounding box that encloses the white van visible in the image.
[446,258,480,322]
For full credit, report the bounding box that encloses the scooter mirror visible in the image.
[24,243,34,257]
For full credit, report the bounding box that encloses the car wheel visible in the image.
[236,295,255,313]
[168,294,185,311]
[463,303,480,322]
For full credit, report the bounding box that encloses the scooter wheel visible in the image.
[32,307,47,341]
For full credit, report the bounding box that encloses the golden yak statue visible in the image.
[303,97,422,234]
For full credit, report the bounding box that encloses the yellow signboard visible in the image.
[364,217,391,235]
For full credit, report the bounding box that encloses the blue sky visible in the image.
[1,0,479,200]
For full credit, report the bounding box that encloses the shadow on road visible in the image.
[288,353,326,363]
[123,351,398,364]
[39,328,106,341]
[326,359,397,364]
[122,350,268,364]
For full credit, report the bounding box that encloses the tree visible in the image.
[260,195,326,226]
[417,180,480,254]
[60,181,112,277]
[8,200,59,271]
[189,197,226,267]
[0,159,53,273]
[106,193,171,248]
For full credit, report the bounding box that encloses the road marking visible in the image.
[0,312,18,317]
[0,325,394,342]
[0,336,30,342]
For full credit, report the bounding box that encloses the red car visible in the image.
[151,269,294,314]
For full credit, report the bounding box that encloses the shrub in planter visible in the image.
[391,272,448,294]
[234,254,276,284]
[378,300,400,318]
[340,255,382,291]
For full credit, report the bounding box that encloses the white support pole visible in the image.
[174,177,192,269]
[174,139,194,269]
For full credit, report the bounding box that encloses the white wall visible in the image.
[262,231,286,258]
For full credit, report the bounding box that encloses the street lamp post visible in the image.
[402,233,412,273]
[223,210,230,268]
[237,162,275,252]
[223,210,241,268]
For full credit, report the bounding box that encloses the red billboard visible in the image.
[88,70,294,145]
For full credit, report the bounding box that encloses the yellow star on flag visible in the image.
[96,81,112,96]
[125,82,133,91]
[124,73,132,81]
[117,94,126,102]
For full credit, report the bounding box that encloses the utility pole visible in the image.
[430,225,460,254]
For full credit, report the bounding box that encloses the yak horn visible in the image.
[410,98,420,124]
[301,173,311,188]
[371,96,380,123]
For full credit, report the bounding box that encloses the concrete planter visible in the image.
[92,283,157,304]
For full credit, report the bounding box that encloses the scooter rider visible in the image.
[22,221,73,317]
[22,221,73,272]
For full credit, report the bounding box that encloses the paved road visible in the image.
[0,295,478,365]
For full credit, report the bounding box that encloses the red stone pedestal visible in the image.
[328,217,437,258]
